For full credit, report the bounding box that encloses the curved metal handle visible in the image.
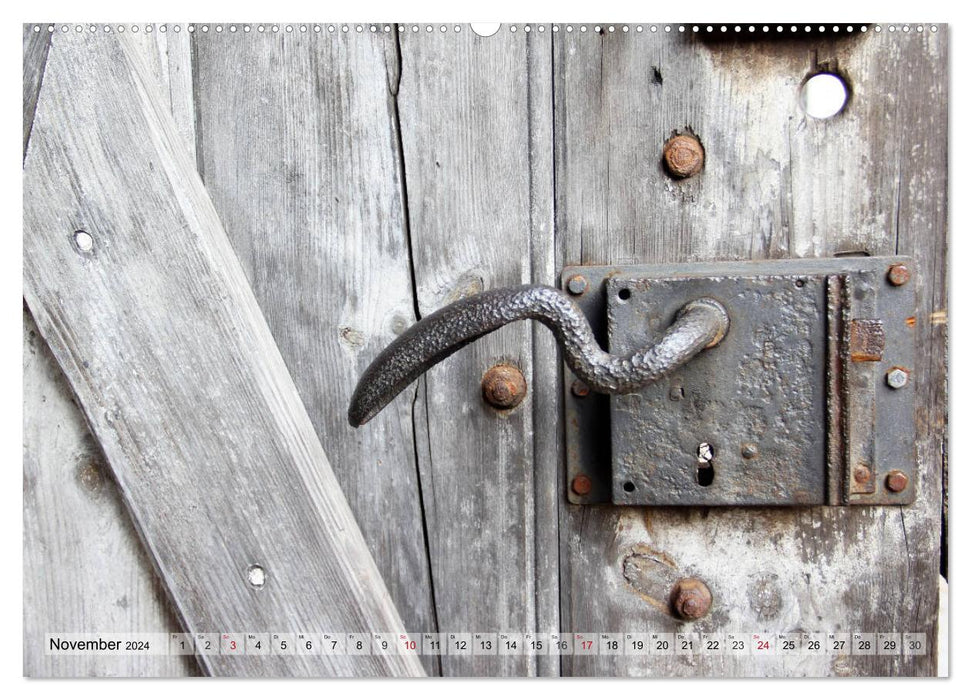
[348,284,729,427]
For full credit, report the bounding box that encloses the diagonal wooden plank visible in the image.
[23,30,424,677]
[22,24,51,159]
[189,28,439,674]
[553,27,945,677]
[396,25,557,676]
[22,24,201,677]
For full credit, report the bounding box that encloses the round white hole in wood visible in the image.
[74,230,94,253]
[247,564,266,588]
[801,73,848,119]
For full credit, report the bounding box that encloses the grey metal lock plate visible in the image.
[563,257,916,507]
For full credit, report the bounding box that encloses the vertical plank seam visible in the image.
[392,25,443,675]
[188,34,206,182]
[940,436,948,579]
[525,30,548,678]
[410,380,442,670]
[548,29,571,678]
[391,27,423,325]
[527,25,563,676]
[524,31,537,679]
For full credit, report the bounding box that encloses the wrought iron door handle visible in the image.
[348,284,729,427]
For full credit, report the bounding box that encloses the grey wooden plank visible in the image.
[126,28,197,161]
[554,26,945,676]
[397,25,555,675]
[23,309,200,678]
[22,25,201,678]
[524,26,561,678]
[23,24,51,158]
[189,27,439,674]
[23,30,424,677]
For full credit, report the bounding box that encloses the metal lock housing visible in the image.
[563,257,916,507]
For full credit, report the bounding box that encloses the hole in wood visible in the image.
[801,73,848,119]
[247,564,266,589]
[73,230,94,254]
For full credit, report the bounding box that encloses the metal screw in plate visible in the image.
[571,379,590,398]
[886,367,910,389]
[571,474,593,496]
[740,442,759,460]
[887,264,911,286]
[886,470,909,493]
[566,274,588,295]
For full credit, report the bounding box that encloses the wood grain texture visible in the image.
[553,27,946,676]
[524,26,561,679]
[126,28,197,161]
[22,24,51,158]
[397,26,557,675]
[22,26,201,677]
[189,28,439,674]
[23,309,200,677]
[23,30,424,677]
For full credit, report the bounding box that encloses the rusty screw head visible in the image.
[853,464,873,484]
[662,134,705,179]
[740,442,759,460]
[481,364,527,410]
[886,470,910,493]
[886,366,910,389]
[566,274,588,295]
[571,379,590,398]
[571,474,593,496]
[887,264,911,286]
[671,578,712,621]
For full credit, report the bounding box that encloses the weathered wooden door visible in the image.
[24,22,946,677]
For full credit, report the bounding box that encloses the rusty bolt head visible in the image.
[886,470,910,493]
[886,366,910,389]
[887,264,911,286]
[663,134,705,179]
[571,379,590,398]
[740,442,759,460]
[853,464,873,484]
[481,364,527,410]
[571,474,593,496]
[566,274,588,295]
[671,578,712,621]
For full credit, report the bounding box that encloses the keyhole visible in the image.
[697,442,715,486]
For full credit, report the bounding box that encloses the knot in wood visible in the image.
[663,134,705,179]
